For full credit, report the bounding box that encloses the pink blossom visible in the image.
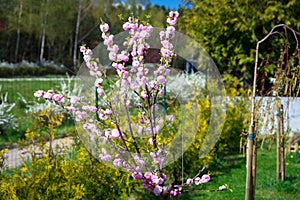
[157,75,167,85]
[186,178,193,185]
[34,90,44,98]
[166,26,175,33]
[100,23,109,33]
[150,152,156,158]
[53,94,64,103]
[104,35,114,46]
[103,109,112,115]
[118,53,129,62]
[219,185,227,190]
[162,173,167,180]
[43,90,54,100]
[201,174,210,183]
[75,111,86,121]
[149,137,154,146]
[141,90,148,99]
[123,22,131,30]
[122,71,129,78]
[137,159,145,166]
[128,16,134,23]
[101,32,108,40]
[101,154,112,162]
[132,172,143,180]
[139,118,145,124]
[108,44,119,53]
[85,49,93,55]
[144,172,153,180]
[161,40,173,49]
[66,106,75,113]
[140,76,148,85]
[97,88,105,95]
[153,185,163,196]
[169,11,179,18]
[94,78,103,87]
[152,176,164,185]
[135,166,141,172]
[159,88,165,96]
[99,113,108,120]
[96,71,102,77]
[89,70,96,76]
[83,54,91,63]
[194,177,201,185]
[80,46,86,53]
[159,31,165,41]
[111,129,121,139]
[161,47,171,58]
[70,96,80,104]
[167,18,177,26]
[132,60,140,68]
[121,79,129,86]
[170,187,182,196]
[109,52,117,61]
[122,161,128,168]
[113,158,123,167]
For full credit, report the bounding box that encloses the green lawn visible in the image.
[0,77,75,147]
[181,147,300,200]
[0,79,63,111]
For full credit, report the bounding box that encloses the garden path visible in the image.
[4,137,73,168]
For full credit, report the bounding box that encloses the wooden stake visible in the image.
[276,102,281,181]
[280,104,285,181]
[245,125,255,200]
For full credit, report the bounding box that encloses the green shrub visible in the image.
[0,109,138,200]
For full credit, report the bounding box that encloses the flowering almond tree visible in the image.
[35,11,227,199]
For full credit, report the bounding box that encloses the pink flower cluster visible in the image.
[34,90,64,104]
[170,185,182,197]
[185,174,211,186]
[152,11,179,95]
[138,171,167,196]
[80,46,105,96]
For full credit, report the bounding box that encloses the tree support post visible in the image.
[276,103,285,181]
[246,125,256,200]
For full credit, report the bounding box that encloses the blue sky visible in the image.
[150,0,182,9]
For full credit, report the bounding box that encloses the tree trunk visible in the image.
[40,0,49,64]
[245,124,255,200]
[252,137,257,198]
[276,103,285,181]
[73,0,82,73]
[15,0,23,62]
[40,27,46,63]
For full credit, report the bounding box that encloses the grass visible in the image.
[0,79,62,112]
[180,146,300,200]
[0,77,75,147]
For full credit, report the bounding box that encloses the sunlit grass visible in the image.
[0,78,75,146]
[180,146,300,199]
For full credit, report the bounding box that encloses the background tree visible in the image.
[180,0,300,83]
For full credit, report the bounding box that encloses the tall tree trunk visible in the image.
[40,26,46,63]
[276,103,285,181]
[40,0,49,64]
[15,0,23,62]
[73,0,82,73]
